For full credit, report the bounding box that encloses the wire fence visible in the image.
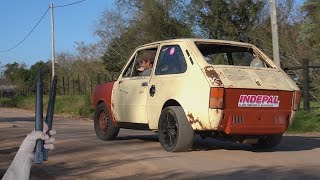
[0,73,119,98]
[54,73,116,96]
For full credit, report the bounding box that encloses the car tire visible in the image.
[253,134,283,149]
[94,102,119,141]
[158,106,195,152]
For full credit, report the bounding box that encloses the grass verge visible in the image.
[287,102,320,133]
[0,94,94,118]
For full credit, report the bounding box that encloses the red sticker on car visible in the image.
[238,95,280,107]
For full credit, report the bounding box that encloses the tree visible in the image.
[27,61,51,94]
[96,0,193,72]
[3,62,29,93]
[188,0,264,41]
[301,0,320,98]
[301,0,320,57]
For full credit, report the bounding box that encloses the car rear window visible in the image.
[196,43,270,68]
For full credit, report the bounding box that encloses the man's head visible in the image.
[137,51,156,72]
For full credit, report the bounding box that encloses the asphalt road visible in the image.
[0,108,319,180]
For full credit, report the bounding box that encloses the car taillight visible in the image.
[209,88,224,109]
[293,90,301,111]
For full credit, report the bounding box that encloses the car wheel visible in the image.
[94,102,119,141]
[158,106,195,152]
[253,134,283,149]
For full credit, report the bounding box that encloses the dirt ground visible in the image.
[0,107,319,180]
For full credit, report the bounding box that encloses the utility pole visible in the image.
[270,0,281,68]
[50,3,56,79]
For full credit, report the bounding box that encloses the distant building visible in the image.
[0,84,16,98]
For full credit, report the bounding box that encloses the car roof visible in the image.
[138,38,254,48]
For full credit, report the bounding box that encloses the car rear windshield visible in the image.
[196,43,270,68]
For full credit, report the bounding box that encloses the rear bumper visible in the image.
[215,89,294,135]
[217,109,291,135]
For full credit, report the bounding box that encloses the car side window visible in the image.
[155,45,187,75]
[122,54,136,77]
[122,48,157,77]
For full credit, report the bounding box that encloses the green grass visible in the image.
[287,102,320,133]
[0,94,94,118]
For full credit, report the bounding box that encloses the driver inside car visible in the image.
[137,51,156,76]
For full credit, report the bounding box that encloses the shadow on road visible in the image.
[193,135,320,152]
[116,134,159,142]
[0,117,34,123]
[27,155,176,180]
[0,147,19,154]
[116,133,320,152]
[2,164,319,180]
[110,165,320,180]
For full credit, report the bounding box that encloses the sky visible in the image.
[0,0,115,67]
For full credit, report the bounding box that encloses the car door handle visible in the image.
[149,85,156,97]
[141,82,148,87]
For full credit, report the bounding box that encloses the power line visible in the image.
[0,0,87,53]
[54,0,86,8]
[0,7,50,53]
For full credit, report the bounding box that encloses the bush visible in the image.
[287,102,320,133]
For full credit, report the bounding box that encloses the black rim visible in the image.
[160,111,178,149]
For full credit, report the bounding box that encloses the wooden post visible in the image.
[84,77,86,94]
[67,77,70,95]
[62,76,65,95]
[303,58,310,112]
[90,77,93,94]
[57,78,61,95]
[78,74,80,95]
[270,0,281,67]
[50,3,56,80]
[97,73,100,84]
[72,78,75,95]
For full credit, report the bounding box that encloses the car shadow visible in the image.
[116,133,320,152]
[116,134,159,142]
[193,135,320,152]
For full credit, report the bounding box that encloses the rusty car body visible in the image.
[93,39,301,152]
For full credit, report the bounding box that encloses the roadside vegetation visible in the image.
[287,102,320,133]
[0,94,94,118]
[0,96,319,133]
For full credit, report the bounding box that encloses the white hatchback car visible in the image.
[93,39,301,152]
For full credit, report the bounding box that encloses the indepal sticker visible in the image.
[169,47,175,55]
[238,95,280,107]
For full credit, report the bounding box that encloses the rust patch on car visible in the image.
[255,80,261,86]
[204,66,223,86]
[187,113,204,129]
[120,89,128,94]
